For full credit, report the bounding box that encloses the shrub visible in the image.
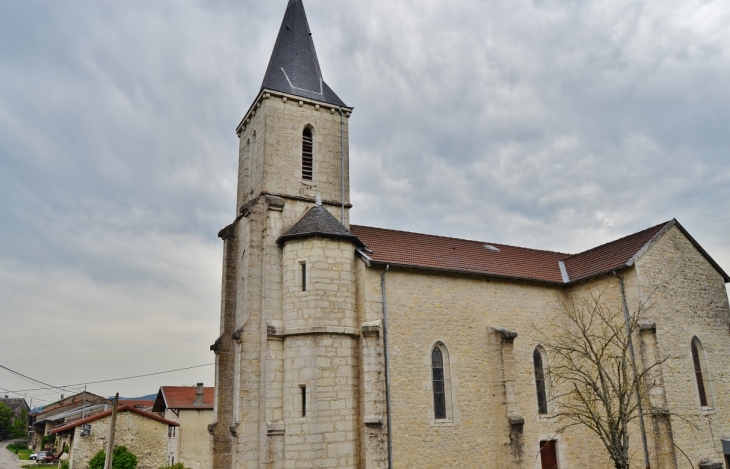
[60,461,70,469]
[7,443,29,451]
[88,446,138,469]
[40,434,56,448]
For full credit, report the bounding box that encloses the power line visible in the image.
[0,387,54,404]
[0,364,82,395]
[3,363,215,393]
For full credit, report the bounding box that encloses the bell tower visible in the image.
[234,0,352,225]
[211,2,365,469]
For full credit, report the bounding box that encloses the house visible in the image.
[30,392,110,450]
[152,384,214,469]
[209,1,730,469]
[51,405,178,469]
[0,396,29,439]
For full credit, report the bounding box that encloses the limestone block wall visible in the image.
[635,225,730,467]
[378,268,611,469]
[282,333,359,469]
[237,95,350,221]
[282,238,357,330]
[68,411,171,469]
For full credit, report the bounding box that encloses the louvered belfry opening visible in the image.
[691,338,708,407]
[432,347,446,420]
[302,127,313,181]
[534,349,548,415]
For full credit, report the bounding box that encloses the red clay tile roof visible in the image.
[562,222,668,282]
[118,399,154,409]
[351,219,730,285]
[51,405,178,434]
[351,225,570,283]
[156,386,214,410]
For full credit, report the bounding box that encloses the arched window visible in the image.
[302,127,313,181]
[243,138,251,188]
[431,343,452,420]
[534,347,549,415]
[691,337,713,408]
[250,131,257,184]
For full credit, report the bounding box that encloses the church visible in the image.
[209,1,730,468]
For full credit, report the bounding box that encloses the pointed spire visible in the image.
[261,0,347,107]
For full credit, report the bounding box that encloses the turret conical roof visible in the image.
[261,0,347,107]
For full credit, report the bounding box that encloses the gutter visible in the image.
[381,265,393,469]
[613,271,651,469]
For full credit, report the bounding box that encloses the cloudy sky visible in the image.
[1,0,728,404]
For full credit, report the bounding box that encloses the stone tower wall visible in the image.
[237,93,350,226]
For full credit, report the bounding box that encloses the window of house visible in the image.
[302,127,313,181]
[431,343,452,421]
[691,337,713,408]
[534,347,549,415]
[301,262,307,292]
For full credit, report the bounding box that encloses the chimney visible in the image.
[195,383,204,406]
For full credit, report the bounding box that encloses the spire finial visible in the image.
[315,194,322,206]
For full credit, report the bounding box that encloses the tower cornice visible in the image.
[236,88,354,136]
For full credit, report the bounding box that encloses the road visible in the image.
[0,441,25,469]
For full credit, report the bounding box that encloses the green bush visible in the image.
[7,443,29,451]
[60,461,70,469]
[88,446,138,469]
[40,434,56,448]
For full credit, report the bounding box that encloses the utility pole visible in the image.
[82,386,86,419]
[104,393,119,469]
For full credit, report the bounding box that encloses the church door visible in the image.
[540,440,559,469]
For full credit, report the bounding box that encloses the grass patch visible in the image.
[5,445,32,460]
[22,465,55,469]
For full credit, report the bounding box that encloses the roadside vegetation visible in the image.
[5,442,31,460]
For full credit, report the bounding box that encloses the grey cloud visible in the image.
[1,0,728,400]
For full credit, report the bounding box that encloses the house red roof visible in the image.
[153,386,214,411]
[118,400,154,410]
[351,219,729,285]
[51,405,178,434]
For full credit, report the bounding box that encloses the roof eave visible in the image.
[236,88,354,135]
[368,260,565,286]
[277,231,365,248]
[624,219,730,283]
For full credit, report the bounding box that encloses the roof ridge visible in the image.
[350,224,572,256]
[564,221,672,262]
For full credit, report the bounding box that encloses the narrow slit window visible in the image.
[691,337,711,408]
[301,263,307,292]
[534,348,548,415]
[432,347,446,420]
[302,128,313,180]
[301,386,307,418]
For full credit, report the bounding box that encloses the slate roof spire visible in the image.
[261,0,347,107]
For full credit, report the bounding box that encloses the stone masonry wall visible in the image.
[237,95,350,226]
[374,266,617,469]
[635,225,730,468]
[69,411,170,469]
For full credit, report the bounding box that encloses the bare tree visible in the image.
[536,289,668,469]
